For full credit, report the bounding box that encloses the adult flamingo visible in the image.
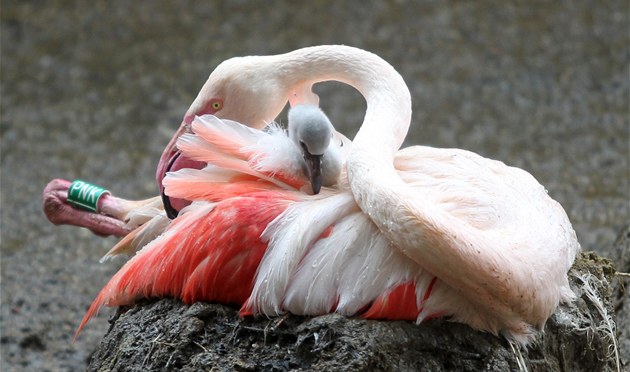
[74,45,579,346]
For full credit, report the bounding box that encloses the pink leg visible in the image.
[42,179,133,237]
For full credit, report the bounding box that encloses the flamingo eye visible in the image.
[209,99,223,112]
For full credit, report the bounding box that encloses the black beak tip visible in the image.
[162,191,179,220]
[162,152,181,220]
[311,176,322,195]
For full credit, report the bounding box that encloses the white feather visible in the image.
[244,123,305,180]
[193,114,266,151]
[248,192,356,315]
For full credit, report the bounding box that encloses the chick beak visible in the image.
[301,142,323,195]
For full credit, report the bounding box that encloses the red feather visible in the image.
[362,282,420,321]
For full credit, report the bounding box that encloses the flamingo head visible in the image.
[184,56,296,128]
[157,55,309,216]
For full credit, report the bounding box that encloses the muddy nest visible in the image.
[87,252,623,371]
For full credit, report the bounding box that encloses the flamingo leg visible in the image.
[42,179,134,237]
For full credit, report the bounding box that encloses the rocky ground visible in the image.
[1,1,628,371]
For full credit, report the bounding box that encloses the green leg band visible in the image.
[67,180,110,212]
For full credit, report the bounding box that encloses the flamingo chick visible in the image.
[288,104,347,194]
[71,46,578,346]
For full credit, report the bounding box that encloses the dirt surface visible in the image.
[611,224,630,368]
[1,1,628,371]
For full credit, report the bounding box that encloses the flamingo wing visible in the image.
[76,192,294,340]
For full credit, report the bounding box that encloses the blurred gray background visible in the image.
[1,1,627,370]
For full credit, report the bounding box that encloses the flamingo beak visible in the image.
[156,117,205,218]
[156,121,190,193]
[301,145,323,194]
